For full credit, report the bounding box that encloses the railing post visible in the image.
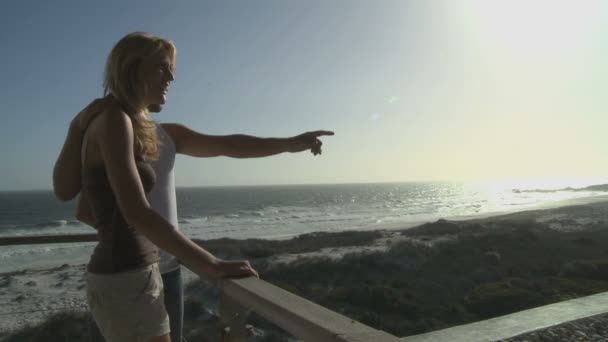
[219,282,252,342]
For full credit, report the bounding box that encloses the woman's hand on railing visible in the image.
[214,259,259,279]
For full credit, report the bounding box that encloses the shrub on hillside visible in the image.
[464,281,544,318]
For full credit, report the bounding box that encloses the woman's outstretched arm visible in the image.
[162,123,334,158]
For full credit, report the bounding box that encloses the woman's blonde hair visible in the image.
[103,32,176,160]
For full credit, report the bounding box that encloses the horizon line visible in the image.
[3,177,608,193]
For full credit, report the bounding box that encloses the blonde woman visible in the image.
[54,39,333,342]
[75,32,258,342]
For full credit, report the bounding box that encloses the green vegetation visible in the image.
[256,219,608,336]
[195,230,383,259]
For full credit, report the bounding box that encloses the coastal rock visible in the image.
[51,264,70,271]
[484,251,502,265]
[246,324,263,338]
[0,276,13,287]
[57,272,71,281]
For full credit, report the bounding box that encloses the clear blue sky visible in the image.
[1,0,608,191]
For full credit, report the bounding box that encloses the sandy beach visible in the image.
[0,264,89,334]
[3,197,608,339]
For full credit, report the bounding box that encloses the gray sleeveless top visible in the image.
[148,124,180,273]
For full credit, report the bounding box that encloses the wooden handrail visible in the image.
[220,277,402,341]
[2,234,402,341]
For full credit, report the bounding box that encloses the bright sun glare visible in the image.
[464,0,603,56]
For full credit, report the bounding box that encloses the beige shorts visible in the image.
[86,263,170,342]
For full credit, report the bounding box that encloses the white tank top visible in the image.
[148,124,180,273]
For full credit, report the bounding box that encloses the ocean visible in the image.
[1,181,607,272]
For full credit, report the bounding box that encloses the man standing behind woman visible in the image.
[54,31,333,342]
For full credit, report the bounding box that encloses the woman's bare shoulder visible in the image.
[90,102,132,136]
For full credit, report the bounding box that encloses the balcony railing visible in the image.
[0,234,401,341]
[4,234,608,342]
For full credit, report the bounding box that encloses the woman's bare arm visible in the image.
[53,120,83,201]
[93,110,256,278]
[162,123,333,158]
[53,98,109,201]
